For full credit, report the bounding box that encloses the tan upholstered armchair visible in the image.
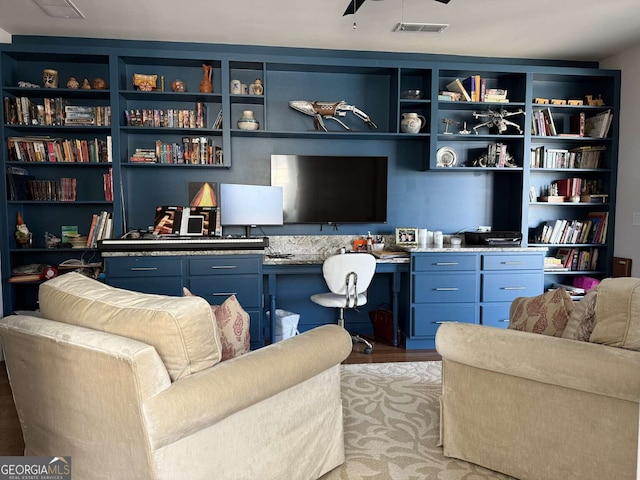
[436,277,640,480]
[0,272,352,480]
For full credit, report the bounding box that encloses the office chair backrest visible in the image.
[322,253,376,299]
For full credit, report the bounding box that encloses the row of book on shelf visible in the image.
[534,212,609,245]
[6,166,113,202]
[124,103,213,129]
[530,145,605,169]
[442,76,509,102]
[3,97,111,126]
[7,135,113,164]
[129,137,223,165]
[537,177,604,199]
[86,210,113,248]
[531,108,612,138]
[544,246,600,272]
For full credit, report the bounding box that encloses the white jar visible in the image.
[434,231,444,248]
[400,112,426,134]
[230,79,242,94]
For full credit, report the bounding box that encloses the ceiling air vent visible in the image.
[33,0,84,18]
[393,23,448,33]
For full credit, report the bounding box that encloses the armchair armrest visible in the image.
[144,324,352,449]
[436,322,640,402]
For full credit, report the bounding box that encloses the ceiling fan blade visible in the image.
[434,0,452,3]
[343,0,367,16]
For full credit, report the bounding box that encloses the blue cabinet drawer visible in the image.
[482,254,543,271]
[481,304,512,328]
[481,273,543,302]
[189,255,262,276]
[413,254,477,272]
[104,276,184,297]
[413,273,477,303]
[412,304,477,337]
[105,257,182,278]
[188,275,261,308]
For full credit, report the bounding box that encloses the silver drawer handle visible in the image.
[501,261,525,265]
[130,267,158,271]
[434,262,459,266]
[211,292,237,296]
[499,319,509,323]
[432,321,455,324]
[210,265,237,269]
[434,287,459,291]
[501,286,526,290]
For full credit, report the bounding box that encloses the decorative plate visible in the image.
[436,146,457,167]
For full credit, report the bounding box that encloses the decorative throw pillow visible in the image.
[589,277,640,351]
[561,288,598,341]
[508,288,574,336]
[184,288,251,360]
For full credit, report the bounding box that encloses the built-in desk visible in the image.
[263,254,410,346]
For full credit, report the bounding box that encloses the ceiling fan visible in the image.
[343,0,451,16]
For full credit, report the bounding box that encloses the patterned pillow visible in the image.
[561,289,598,341]
[184,288,250,360]
[508,289,574,336]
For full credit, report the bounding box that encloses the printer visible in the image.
[464,231,522,246]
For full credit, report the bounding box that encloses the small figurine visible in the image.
[15,212,32,248]
[171,79,186,92]
[66,76,80,89]
[252,78,264,95]
[472,108,524,135]
[442,118,459,134]
[81,78,91,89]
[92,77,107,90]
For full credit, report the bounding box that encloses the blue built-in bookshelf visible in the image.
[0,35,620,314]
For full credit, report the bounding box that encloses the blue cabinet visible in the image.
[407,250,545,348]
[480,252,544,329]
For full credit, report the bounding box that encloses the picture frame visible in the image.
[396,227,419,247]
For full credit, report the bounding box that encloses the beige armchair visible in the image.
[0,272,352,480]
[436,277,640,480]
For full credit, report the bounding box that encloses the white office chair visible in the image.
[310,252,377,354]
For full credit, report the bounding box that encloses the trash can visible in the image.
[267,309,300,342]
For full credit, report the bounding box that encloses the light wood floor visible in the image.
[0,339,439,456]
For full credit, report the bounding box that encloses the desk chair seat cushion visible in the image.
[39,272,222,381]
[184,288,251,360]
[310,292,368,309]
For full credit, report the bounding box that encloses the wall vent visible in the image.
[33,0,84,19]
[393,22,448,33]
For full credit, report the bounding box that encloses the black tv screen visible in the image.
[271,154,388,224]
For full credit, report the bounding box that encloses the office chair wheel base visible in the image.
[363,346,372,354]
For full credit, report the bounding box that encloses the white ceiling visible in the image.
[1,0,640,62]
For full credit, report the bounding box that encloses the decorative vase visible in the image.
[200,64,213,93]
[92,77,107,90]
[400,112,426,134]
[237,110,259,130]
[42,69,58,88]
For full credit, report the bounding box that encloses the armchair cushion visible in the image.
[508,288,574,336]
[39,272,222,381]
[590,277,640,351]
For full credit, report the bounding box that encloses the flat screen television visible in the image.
[271,154,388,224]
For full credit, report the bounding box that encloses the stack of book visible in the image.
[86,211,113,248]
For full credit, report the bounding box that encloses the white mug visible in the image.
[230,79,242,94]
[241,83,249,95]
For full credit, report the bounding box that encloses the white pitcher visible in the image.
[400,112,426,134]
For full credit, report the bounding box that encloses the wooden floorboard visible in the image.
[0,341,440,455]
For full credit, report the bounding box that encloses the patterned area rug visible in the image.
[320,361,515,480]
